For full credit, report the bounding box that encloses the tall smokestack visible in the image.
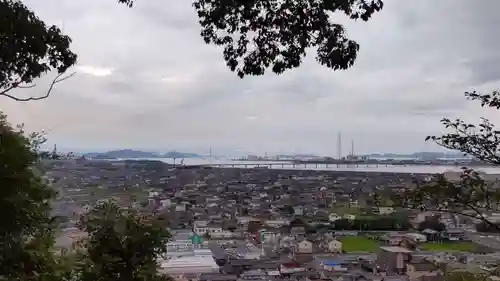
[337,132,342,159]
[351,139,354,157]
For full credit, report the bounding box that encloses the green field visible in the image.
[339,236,380,252]
[421,242,474,252]
[330,206,361,215]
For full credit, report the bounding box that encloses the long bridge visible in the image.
[190,162,470,169]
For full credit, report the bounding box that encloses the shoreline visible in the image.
[233,159,492,167]
[72,159,500,175]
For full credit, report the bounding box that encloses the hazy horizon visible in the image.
[55,146,462,158]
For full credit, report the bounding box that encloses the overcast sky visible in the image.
[3,0,500,156]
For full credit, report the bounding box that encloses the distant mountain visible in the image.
[365,152,466,160]
[163,151,201,158]
[83,149,202,159]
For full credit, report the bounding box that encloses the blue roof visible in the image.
[319,259,339,266]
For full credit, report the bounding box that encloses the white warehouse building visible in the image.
[159,249,219,277]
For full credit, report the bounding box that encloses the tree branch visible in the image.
[0,72,76,102]
[423,207,499,230]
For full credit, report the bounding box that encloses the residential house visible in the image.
[293,206,304,216]
[329,213,342,222]
[378,207,395,215]
[380,233,405,246]
[210,230,234,239]
[290,226,307,239]
[264,219,289,228]
[376,246,413,275]
[441,229,466,241]
[406,261,439,281]
[199,273,238,281]
[239,269,267,281]
[224,259,256,275]
[159,199,173,209]
[405,233,427,243]
[421,229,441,242]
[148,191,160,198]
[334,231,358,236]
[349,199,359,207]
[249,260,280,275]
[343,214,356,220]
[327,239,343,253]
[280,261,305,274]
[296,239,313,254]
[259,230,281,243]
[175,203,187,212]
[236,216,258,226]
[194,221,223,236]
[316,257,349,272]
[399,238,417,251]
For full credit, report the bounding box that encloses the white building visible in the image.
[159,249,219,277]
[193,221,223,236]
[329,213,341,222]
[165,230,200,258]
[149,191,160,198]
[264,219,290,227]
[209,230,234,238]
[175,203,187,212]
[404,233,427,243]
[159,199,172,209]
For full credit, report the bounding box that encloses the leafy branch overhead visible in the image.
[2,0,383,89]
[0,0,77,101]
[426,91,500,165]
[405,168,500,228]
[0,72,76,102]
[407,91,500,229]
[119,0,384,78]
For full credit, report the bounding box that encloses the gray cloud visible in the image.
[463,56,500,85]
[3,0,500,155]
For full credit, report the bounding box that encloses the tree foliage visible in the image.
[0,0,77,101]
[408,91,500,229]
[118,0,383,78]
[418,216,446,232]
[0,111,175,280]
[74,201,172,281]
[2,0,383,86]
[247,220,263,233]
[0,112,64,280]
[427,91,500,164]
[331,215,410,231]
[475,221,500,233]
[444,272,489,281]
